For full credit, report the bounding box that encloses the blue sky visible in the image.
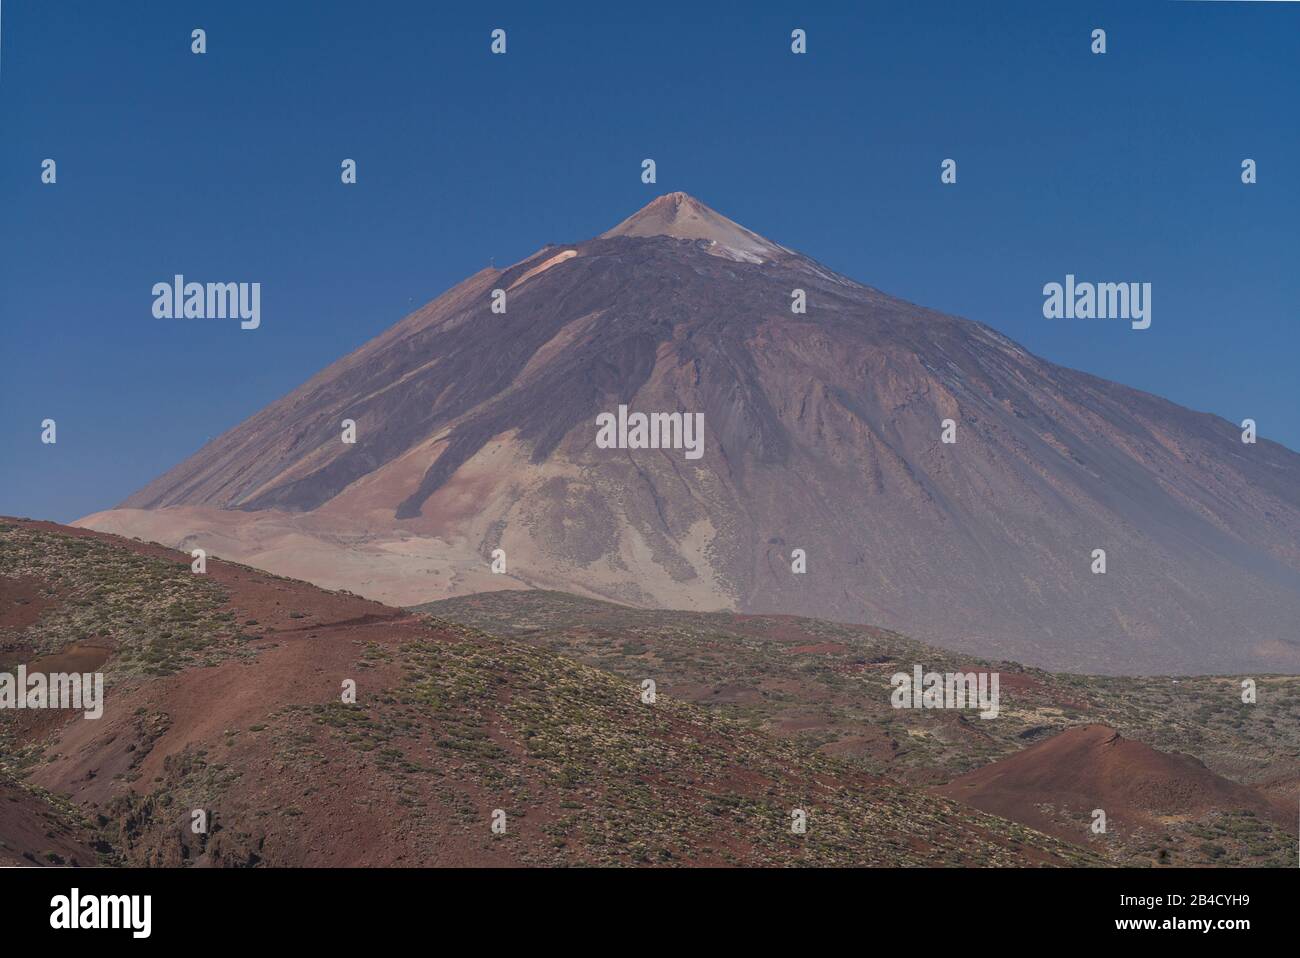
[2,0,1297,522]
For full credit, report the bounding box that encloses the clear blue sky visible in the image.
[2,0,1297,522]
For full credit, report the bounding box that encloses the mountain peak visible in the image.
[88,192,1300,676]
[601,192,786,264]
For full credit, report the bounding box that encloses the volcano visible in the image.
[936,724,1295,848]
[78,193,1300,674]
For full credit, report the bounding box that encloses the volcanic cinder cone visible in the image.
[78,193,1300,674]
[936,724,1296,845]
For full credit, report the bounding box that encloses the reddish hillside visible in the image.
[937,724,1295,861]
[0,778,104,867]
[2,519,1096,867]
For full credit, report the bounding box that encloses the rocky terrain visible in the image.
[4,519,1293,868]
[421,588,1300,867]
[2,519,1104,867]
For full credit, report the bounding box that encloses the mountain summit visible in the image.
[78,195,1300,674]
[602,192,790,263]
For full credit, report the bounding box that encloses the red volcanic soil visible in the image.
[0,575,59,635]
[937,724,1294,843]
[6,519,1096,868]
[5,520,520,866]
[0,575,61,668]
[0,778,103,866]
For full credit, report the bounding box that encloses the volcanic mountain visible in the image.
[78,193,1300,674]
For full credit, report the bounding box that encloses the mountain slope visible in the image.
[2,519,1098,867]
[78,193,1300,674]
[420,589,1299,866]
[417,589,1300,792]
